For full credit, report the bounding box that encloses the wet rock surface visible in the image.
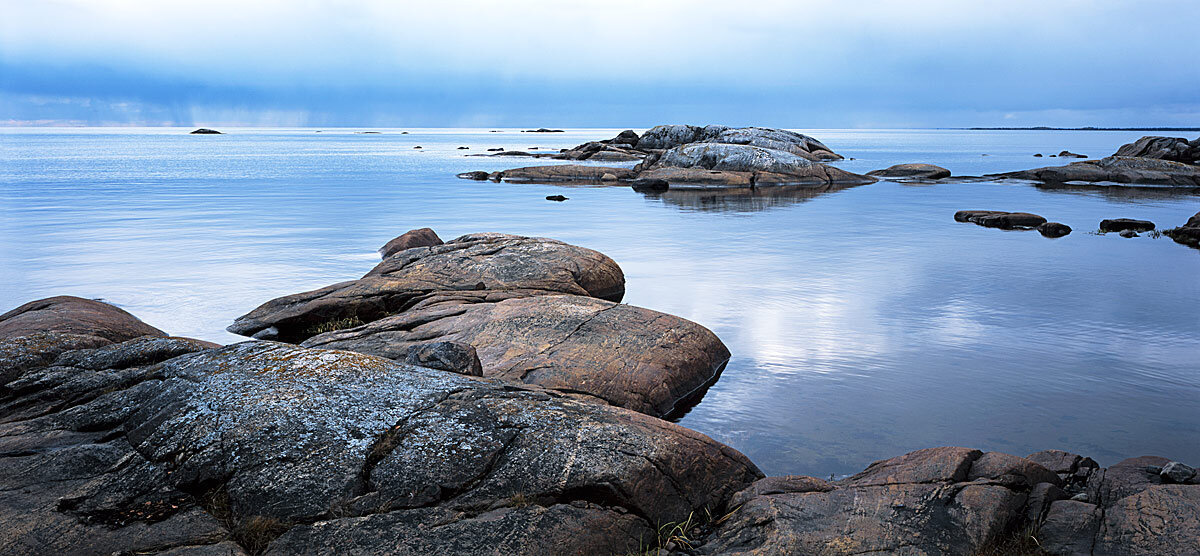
[1164,210,1200,248]
[1099,218,1155,233]
[866,163,952,179]
[1038,222,1073,238]
[0,323,761,556]
[996,155,1200,186]
[955,210,1048,229]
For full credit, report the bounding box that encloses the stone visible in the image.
[955,211,1047,229]
[0,333,760,556]
[302,295,731,418]
[228,233,626,343]
[966,451,1061,488]
[1164,210,1200,248]
[189,128,222,134]
[457,146,469,150]
[456,171,489,180]
[1034,153,1044,157]
[486,147,503,151]
[1094,485,1200,555]
[695,127,844,161]
[0,296,165,342]
[545,195,568,201]
[1161,462,1197,484]
[1038,500,1101,556]
[379,228,444,258]
[634,124,731,150]
[995,156,1200,186]
[1038,222,1073,238]
[726,476,835,509]
[630,178,669,192]
[403,341,482,376]
[844,447,981,486]
[522,128,564,132]
[1026,482,1067,523]
[1027,450,1084,474]
[866,163,952,179]
[495,165,636,182]
[954,210,1008,223]
[1099,218,1155,233]
[1119,230,1138,238]
[650,143,873,184]
[1113,135,1200,164]
[1058,150,1088,158]
[600,172,619,181]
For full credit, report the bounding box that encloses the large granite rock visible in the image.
[647,144,874,185]
[635,124,731,150]
[228,233,625,343]
[995,156,1200,186]
[0,311,762,556]
[379,228,442,258]
[302,294,730,418]
[1113,135,1200,164]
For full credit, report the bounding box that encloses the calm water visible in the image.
[2,127,1198,477]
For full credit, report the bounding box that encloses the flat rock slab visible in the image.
[995,156,1200,186]
[0,326,761,555]
[955,210,1047,229]
[492,165,637,182]
[228,233,626,343]
[867,163,952,179]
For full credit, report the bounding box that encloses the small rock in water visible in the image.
[457,146,469,150]
[631,178,670,193]
[1161,461,1197,483]
[379,227,443,258]
[457,171,490,180]
[1058,150,1088,158]
[401,131,409,134]
[1100,218,1155,233]
[1034,153,1044,157]
[1119,230,1138,238]
[1038,222,1072,238]
[189,128,222,134]
[601,173,619,181]
[546,195,569,202]
[413,146,422,149]
[487,147,504,151]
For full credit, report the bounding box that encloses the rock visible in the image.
[955,210,1047,229]
[995,156,1200,186]
[649,144,874,185]
[1161,462,1197,484]
[1119,230,1138,238]
[1026,482,1067,523]
[494,165,636,182]
[486,147,503,151]
[0,296,165,342]
[456,146,468,150]
[1094,483,1200,555]
[522,128,564,132]
[1099,218,1155,233]
[635,124,730,150]
[586,151,642,162]
[866,163,952,179]
[228,233,626,343]
[696,127,844,161]
[403,341,482,376]
[726,476,835,509]
[1038,500,1102,556]
[1027,450,1087,474]
[630,178,669,193]
[697,448,1027,555]
[966,451,1061,488]
[189,128,222,134]
[0,328,761,556]
[1058,150,1088,158]
[1113,135,1200,164]
[302,295,731,418]
[1038,222,1073,238]
[611,129,640,146]
[413,146,422,149]
[600,173,619,181]
[379,228,444,259]
[456,171,490,180]
[1164,210,1200,248]
[636,167,753,187]
[1035,153,1044,157]
[545,195,568,201]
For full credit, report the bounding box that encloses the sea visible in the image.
[2,127,1197,477]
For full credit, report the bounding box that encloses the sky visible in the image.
[2,0,1199,128]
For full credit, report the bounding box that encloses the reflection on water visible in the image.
[2,127,1198,477]
[638,182,866,212]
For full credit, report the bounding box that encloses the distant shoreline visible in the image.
[963,127,1200,131]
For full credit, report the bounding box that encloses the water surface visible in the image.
[2,127,1197,476]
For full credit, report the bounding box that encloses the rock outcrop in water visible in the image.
[995,135,1200,186]
[866,163,952,180]
[228,231,727,418]
[189,128,222,134]
[1164,210,1200,248]
[3,233,1200,555]
[955,210,1048,229]
[460,125,874,188]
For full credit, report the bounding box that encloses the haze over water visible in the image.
[2,127,1198,477]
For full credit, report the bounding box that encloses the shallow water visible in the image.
[2,127,1198,477]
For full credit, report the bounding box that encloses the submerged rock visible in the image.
[379,227,443,258]
[866,163,952,179]
[522,128,564,133]
[995,156,1200,186]
[1100,218,1155,233]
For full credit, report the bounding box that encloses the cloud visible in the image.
[2,0,1198,126]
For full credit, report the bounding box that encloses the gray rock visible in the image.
[495,165,636,182]
[1113,135,1200,164]
[1100,218,1155,233]
[1164,210,1200,248]
[1161,461,1197,484]
[634,124,730,150]
[995,156,1200,186]
[630,178,669,192]
[403,341,482,376]
[1039,500,1101,556]
[650,143,873,185]
[1119,230,1139,238]
[1058,150,1088,158]
[866,163,952,179]
[456,171,490,180]
[189,128,222,134]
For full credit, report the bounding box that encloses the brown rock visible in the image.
[727,476,835,508]
[954,210,1047,229]
[1026,449,1084,474]
[302,294,730,418]
[1039,500,1102,556]
[995,156,1200,186]
[379,228,444,259]
[967,451,1062,488]
[1113,135,1200,164]
[1037,222,1073,238]
[844,446,982,486]
[1095,485,1200,556]
[495,165,636,182]
[0,296,165,342]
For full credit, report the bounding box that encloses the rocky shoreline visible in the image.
[2,230,1198,555]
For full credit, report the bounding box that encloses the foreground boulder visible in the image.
[867,163,951,179]
[230,232,730,418]
[995,156,1200,186]
[302,294,730,417]
[0,313,761,555]
[0,295,165,342]
[228,233,625,343]
[693,447,1200,556]
[1114,135,1200,164]
[378,227,443,258]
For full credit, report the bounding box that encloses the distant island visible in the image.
[965,126,1200,131]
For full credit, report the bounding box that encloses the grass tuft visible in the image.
[971,525,1050,556]
[304,315,364,335]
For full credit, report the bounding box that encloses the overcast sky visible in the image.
[2,0,1198,128]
